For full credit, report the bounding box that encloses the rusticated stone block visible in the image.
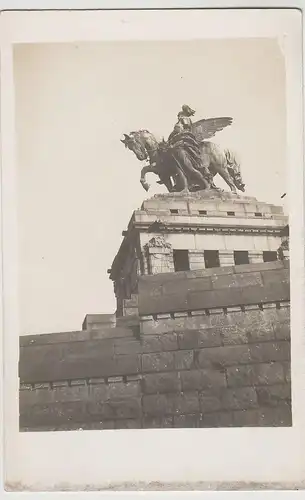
[187,288,243,310]
[178,328,222,350]
[114,419,142,429]
[142,352,175,372]
[199,390,222,412]
[114,338,142,355]
[241,282,289,305]
[142,416,174,428]
[142,393,174,416]
[20,400,88,427]
[142,372,181,394]
[252,362,286,386]
[174,414,199,428]
[89,327,133,340]
[221,326,248,345]
[116,315,140,328]
[200,411,233,427]
[105,381,140,400]
[173,391,200,414]
[211,272,263,290]
[249,341,290,363]
[180,369,226,392]
[174,350,194,370]
[196,345,251,369]
[246,322,276,343]
[256,384,291,407]
[87,396,142,420]
[20,384,90,406]
[88,382,110,402]
[273,320,290,340]
[283,361,291,383]
[221,387,258,410]
[139,271,186,285]
[256,404,292,426]
[208,313,231,328]
[143,392,199,416]
[227,309,263,329]
[141,333,178,353]
[20,330,90,347]
[85,354,142,379]
[87,421,115,430]
[139,293,188,315]
[233,409,261,426]
[138,281,163,297]
[19,344,142,383]
[262,268,290,286]
[162,277,212,295]
[226,365,253,388]
[226,362,285,387]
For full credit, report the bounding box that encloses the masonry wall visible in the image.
[19,261,291,431]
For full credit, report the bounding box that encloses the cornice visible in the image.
[133,221,285,236]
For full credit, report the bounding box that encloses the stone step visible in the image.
[82,313,116,331]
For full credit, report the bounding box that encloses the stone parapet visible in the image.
[138,260,289,316]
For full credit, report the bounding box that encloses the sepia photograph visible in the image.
[16,37,291,432]
[1,7,304,490]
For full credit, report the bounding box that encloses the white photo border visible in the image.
[1,5,305,492]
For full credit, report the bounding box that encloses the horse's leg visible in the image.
[167,155,188,191]
[205,164,219,190]
[140,165,155,191]
[199,147,215,189]
[173,148,209,190]
[162,176,174,192]
[182,157,210,190]
[174,168,188,192]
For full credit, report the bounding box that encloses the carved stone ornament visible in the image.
[145,236,172,249]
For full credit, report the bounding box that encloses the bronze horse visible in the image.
[121,129,245,193]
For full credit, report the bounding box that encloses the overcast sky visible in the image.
[14,38,287,335]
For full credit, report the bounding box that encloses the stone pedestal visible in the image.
[108,190,288,316]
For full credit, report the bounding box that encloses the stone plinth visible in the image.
[109,190,288,317]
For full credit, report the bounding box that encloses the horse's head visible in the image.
[224,149,245,192]
[120,131,152,161]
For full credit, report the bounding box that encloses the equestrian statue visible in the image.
[121,104,245,194]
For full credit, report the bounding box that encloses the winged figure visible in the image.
[121,104,245,194]
[192,116,233,142]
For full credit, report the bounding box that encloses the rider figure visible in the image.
[172,104,215,189]
[177,104,195,130]
[169,104,195,140]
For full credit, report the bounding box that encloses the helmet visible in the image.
[182,104,195,116]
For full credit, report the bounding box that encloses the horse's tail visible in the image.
[224,149,240,171]
[224,149,246,192]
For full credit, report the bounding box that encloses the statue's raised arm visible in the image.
[192,117,233,142]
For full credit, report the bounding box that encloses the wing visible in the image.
[191,117,233,142]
